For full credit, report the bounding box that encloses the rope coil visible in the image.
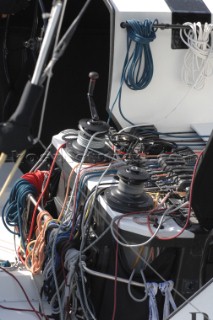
[2,179,37,249]
[1,170,49,251]
[124,19,157,90]
[180,22,213,89]
[108,19,158,125]
[77,130,106,149]
[25,210,54,274]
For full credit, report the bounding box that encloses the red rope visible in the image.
[22,170,49,194]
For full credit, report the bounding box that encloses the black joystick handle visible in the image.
[88,71,99,95]
[87,71,99,121]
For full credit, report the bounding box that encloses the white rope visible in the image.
[159,280,177,320]
[147,282,159,320]
[62,248,79,310]
[180,22,213,89]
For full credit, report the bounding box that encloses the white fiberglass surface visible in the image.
[0,163,22,262]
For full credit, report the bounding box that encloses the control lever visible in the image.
[65,71,113,163]
[87,71,99,121]
[80,71,109,133]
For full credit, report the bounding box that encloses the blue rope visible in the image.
[124,19,157,90]
[108,19,157,125]
[75,170,117,213]
[2,178,37,249]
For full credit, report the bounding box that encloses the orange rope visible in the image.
[25,210,54,274]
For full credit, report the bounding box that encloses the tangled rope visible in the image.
[2,170,48,251]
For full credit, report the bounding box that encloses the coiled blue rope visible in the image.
[2,178,37,249]
[108,19,157,125]
[124,19,157,90]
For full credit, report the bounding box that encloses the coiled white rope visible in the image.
[180,22,213,89]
